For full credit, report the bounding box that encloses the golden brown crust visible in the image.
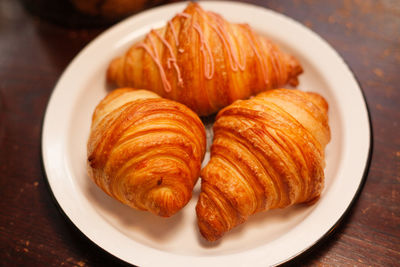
[107,3,303,116]
[196,89,331,241]
[87,88,206,217]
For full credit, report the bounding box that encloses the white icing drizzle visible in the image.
[176,12,191,19]
[137,33,172,93]
[153,30,184,86]
[168,20,179,47]
[196,7,246,72]
[193,23,214,80]
[135,5,279,92]
[174,13,191,55]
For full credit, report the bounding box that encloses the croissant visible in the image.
[87,88,206,217]
[107,3,303,116]
[196,88,331,241]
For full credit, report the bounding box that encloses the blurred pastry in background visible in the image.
[70,0,167,20]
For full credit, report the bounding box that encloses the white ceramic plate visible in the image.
[41,1,371,266]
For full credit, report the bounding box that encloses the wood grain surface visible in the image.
[0,0,399,266]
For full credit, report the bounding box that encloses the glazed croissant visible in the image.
[107,3,303,116]
[196,88,331,241]
[87,88,206,217]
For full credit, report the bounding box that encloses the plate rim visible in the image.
[41,1,373,266]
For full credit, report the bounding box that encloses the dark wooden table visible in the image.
[1,0,399,266]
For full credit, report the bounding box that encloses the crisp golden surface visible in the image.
[87,88,206,217]
[107,3,303,116]
[196,89,331,241]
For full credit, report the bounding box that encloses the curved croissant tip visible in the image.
[196,192,225,241]
[197,221,223,242]
[287,56,303,86]
[107,57,122,84]
[306,91,329,113]
[146,187,190,217]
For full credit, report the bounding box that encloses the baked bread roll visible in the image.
[196,88,331,241]
[87,88,206,217]
[107,3,303,116]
